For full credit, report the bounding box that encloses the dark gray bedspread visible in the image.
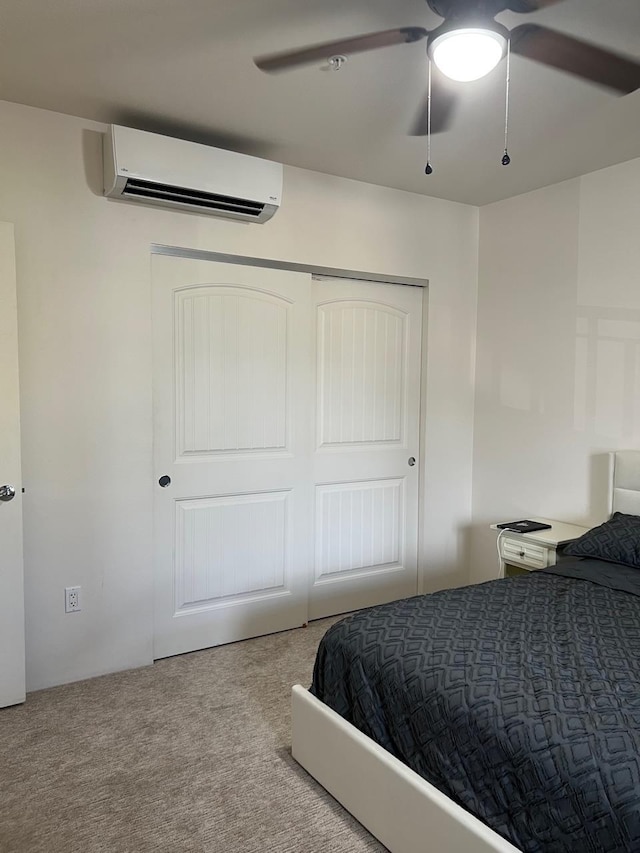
[310,560,640,852]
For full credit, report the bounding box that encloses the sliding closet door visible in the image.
[152,255,313,659]
[153,255,424,657]
[309,278,423,620]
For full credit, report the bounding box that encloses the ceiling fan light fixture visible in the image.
[429,28,507,82]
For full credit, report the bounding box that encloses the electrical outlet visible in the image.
[65,586,81,613]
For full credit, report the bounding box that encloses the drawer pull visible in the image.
[519,551,525,557]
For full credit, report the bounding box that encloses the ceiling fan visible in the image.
[254,0,640,135]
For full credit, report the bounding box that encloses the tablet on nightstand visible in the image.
[496,520,552,533]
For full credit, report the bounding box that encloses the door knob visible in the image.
[408,457,416,467]
[0,484,16,502]
[158,475,171,488]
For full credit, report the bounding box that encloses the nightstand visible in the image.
[490,517,591,579]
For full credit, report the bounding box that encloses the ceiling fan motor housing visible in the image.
[425,0,511,74]
[426,0,514,20]
[427,17,510,50]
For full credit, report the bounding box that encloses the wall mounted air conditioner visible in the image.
[103,125,282,223]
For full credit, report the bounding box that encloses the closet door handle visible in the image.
[0,484,16,502]
[408,457,416,467]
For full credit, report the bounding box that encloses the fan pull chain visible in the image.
[425,59,433,175]
[502,39,511,166]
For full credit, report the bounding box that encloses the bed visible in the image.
[291,451,640,853]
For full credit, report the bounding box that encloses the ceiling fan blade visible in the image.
[409,76,459,135]
[510,24,640,94]
[254,27,429,73]
[505,0,566,12]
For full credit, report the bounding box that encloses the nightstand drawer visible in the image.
[500,537,549,569]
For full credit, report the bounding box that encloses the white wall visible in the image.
[471,157,640,582]
[0,99,479,691]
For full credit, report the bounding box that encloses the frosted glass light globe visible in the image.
[430,29,506,82]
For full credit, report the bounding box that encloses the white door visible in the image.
[0,222,26,707]
[309,278,423,620]
[152,255,313,659]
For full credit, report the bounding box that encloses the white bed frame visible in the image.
[291,451,640,853]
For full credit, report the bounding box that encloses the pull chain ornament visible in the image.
[502,39,511,166]
[425,59,433,175]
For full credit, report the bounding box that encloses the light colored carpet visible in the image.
[0,618,386,853]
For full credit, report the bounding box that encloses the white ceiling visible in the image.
[1,0,639,205]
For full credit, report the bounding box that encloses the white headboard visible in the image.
[609,451,640,516]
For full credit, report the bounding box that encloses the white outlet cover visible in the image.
[65,586,81,613]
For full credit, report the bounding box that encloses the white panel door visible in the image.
[152,256,313,659]
[0,222,26,707]
[309,278,423,620]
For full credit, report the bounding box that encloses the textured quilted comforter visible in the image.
[310,560,640,852]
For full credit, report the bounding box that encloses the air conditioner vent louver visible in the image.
[103,125,282,223]
[122,178,266,217]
